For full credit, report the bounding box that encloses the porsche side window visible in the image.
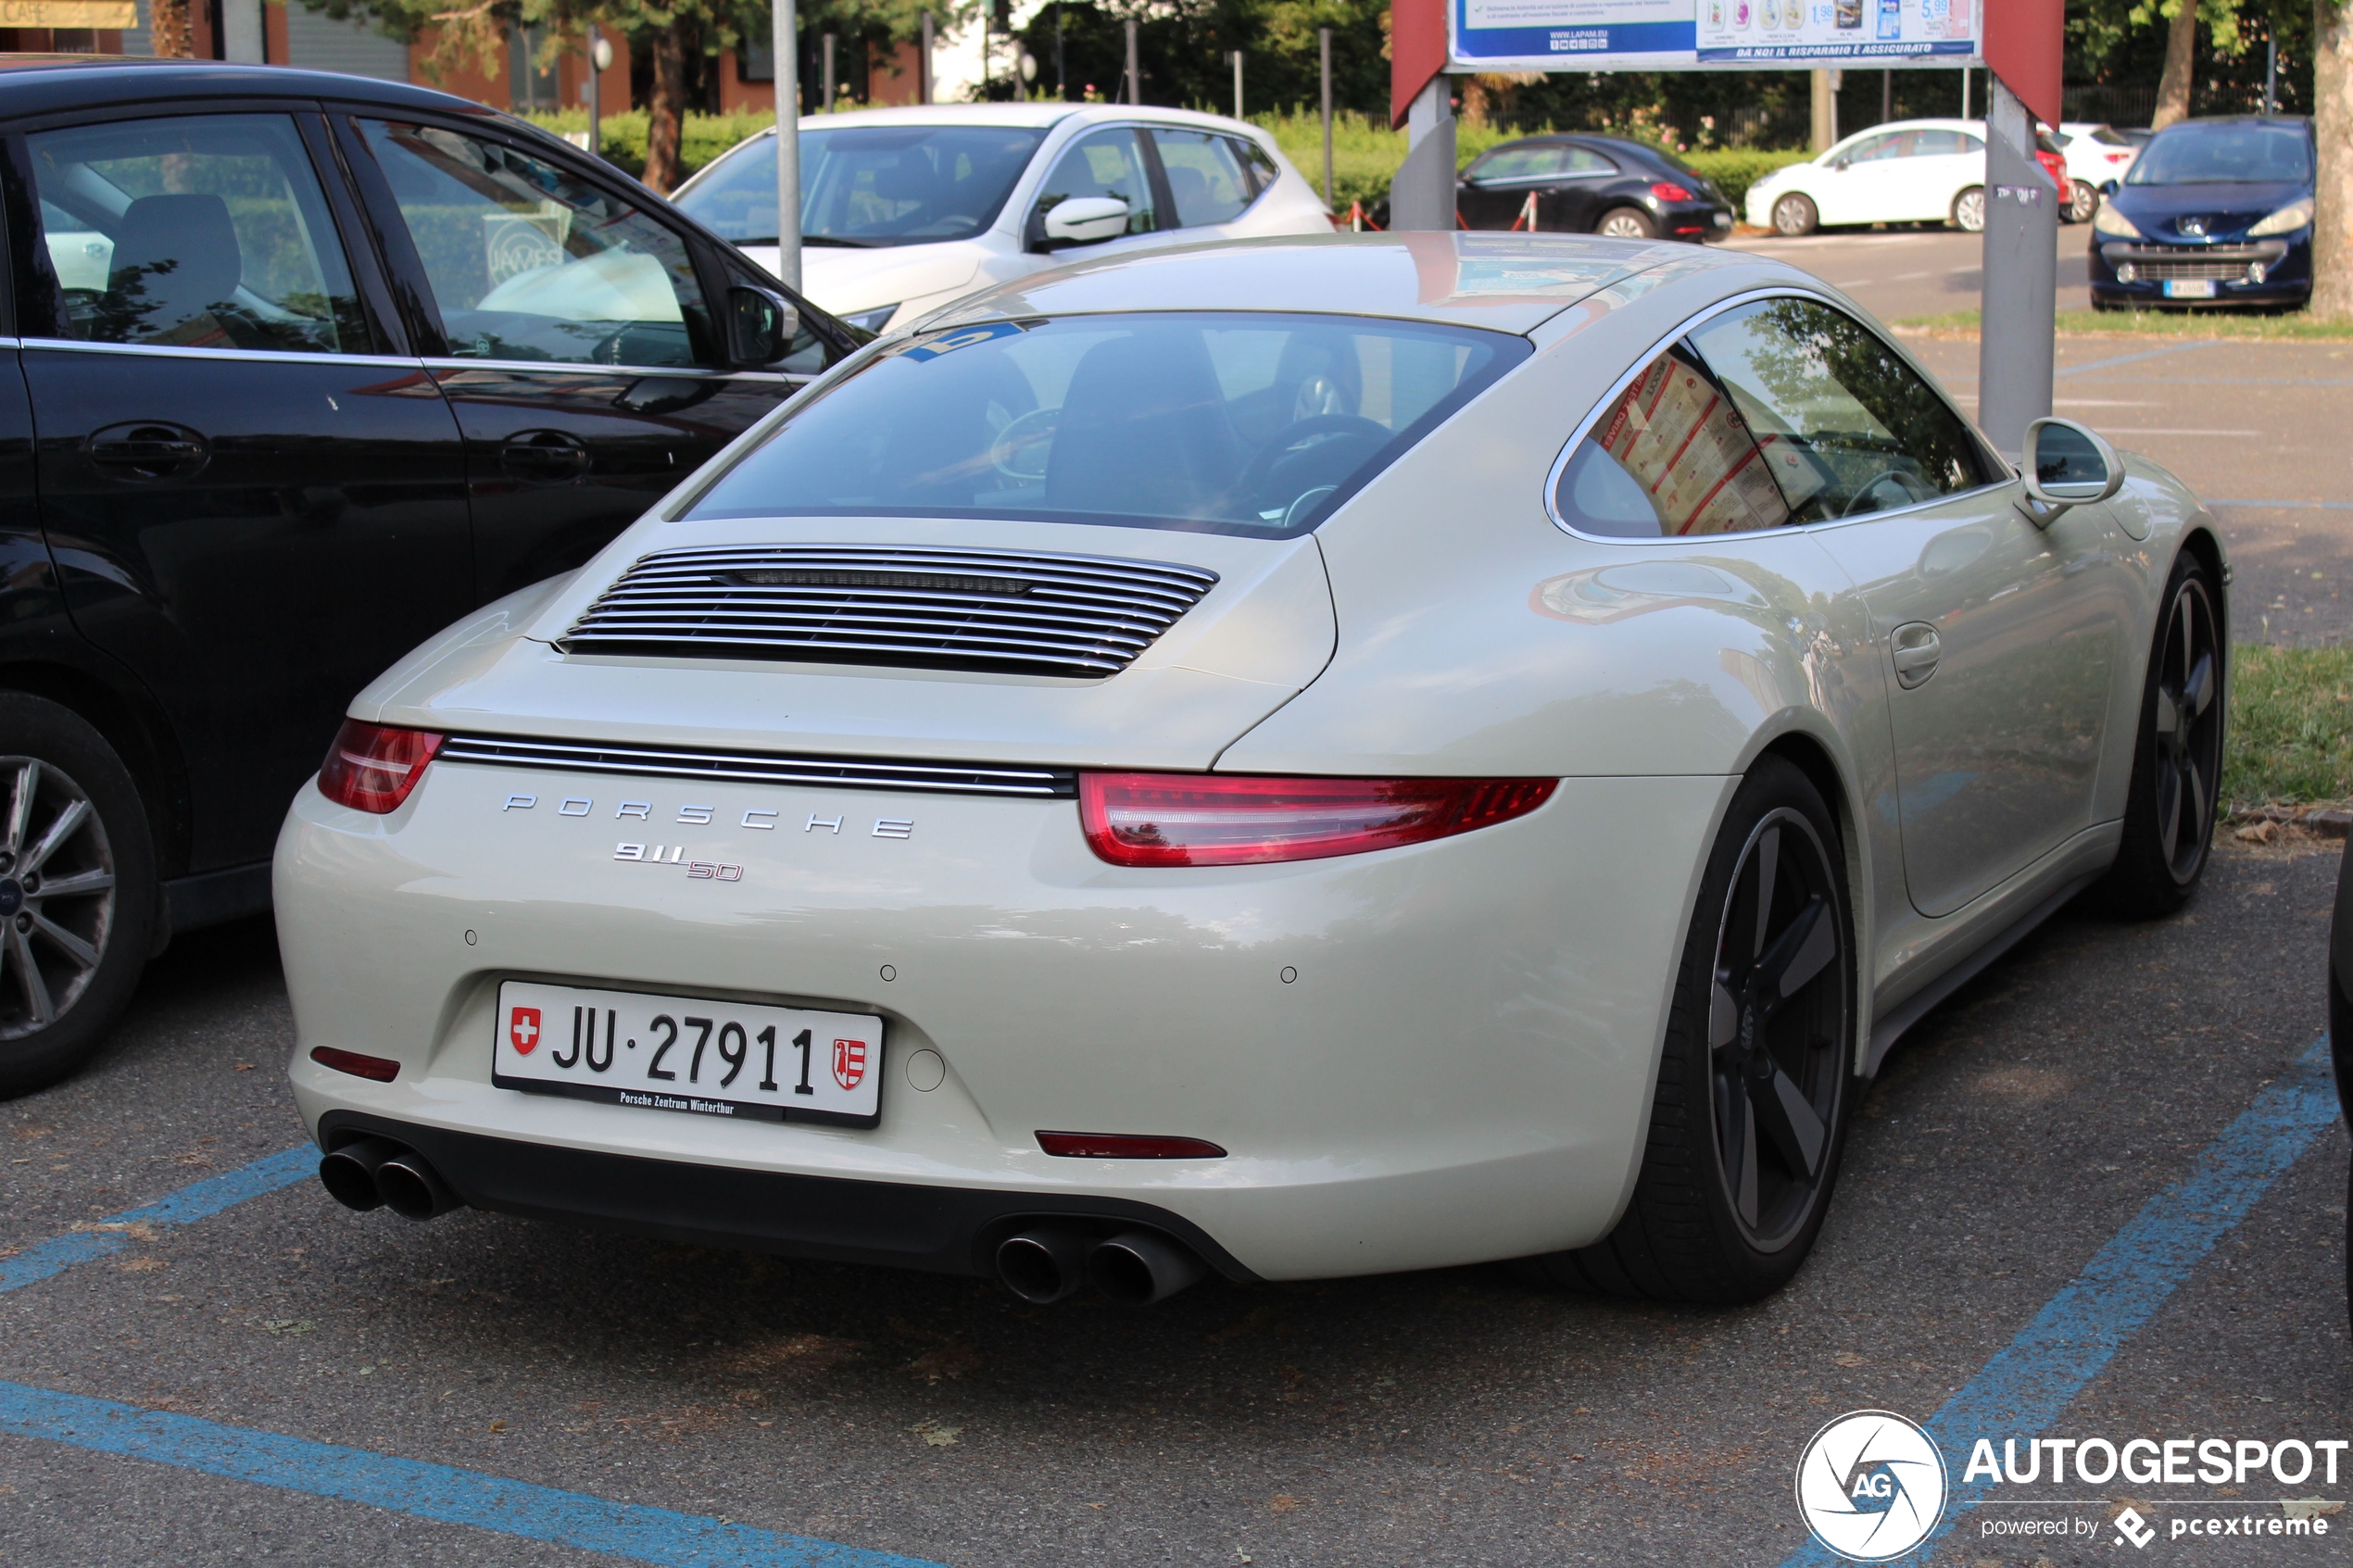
[1552,344,1816,538]
[1683,298,1994,521]
[25,114,369,353]
[359,119,713,368]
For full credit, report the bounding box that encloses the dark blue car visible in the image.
[2089,116,2313,310]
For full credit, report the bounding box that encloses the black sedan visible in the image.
[2090,116,2314,310]
[0,56,862,1097]
[1451,134,1734,242]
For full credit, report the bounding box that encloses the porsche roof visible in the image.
[922,232,1770,336]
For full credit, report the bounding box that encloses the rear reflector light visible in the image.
[1651,182,1692,202]
[310,1046,400,1082]
[318,720,443,814]
[1078,773,1557,867]
[1037,1131,1226,1159]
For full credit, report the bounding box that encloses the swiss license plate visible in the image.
[494,981,882,1128]
[2164,278,2219,299]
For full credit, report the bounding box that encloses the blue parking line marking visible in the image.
[2054,342,2220,380]
[2208,497,2353,511]
[0,1144,316,1295]
[0,1379,947,1568]
[1780,1036,2341,1566]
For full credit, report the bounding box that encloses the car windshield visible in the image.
[2127,121,2311,184]
[687,311,1529,537]
[677,124,1045,246]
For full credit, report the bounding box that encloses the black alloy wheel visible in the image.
[2097,556,2224,916]
[1706,809,1848,1249]
[1534,756,1856,1304]
[0,694,155,1098]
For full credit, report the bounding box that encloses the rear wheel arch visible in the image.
[0,660,189,881]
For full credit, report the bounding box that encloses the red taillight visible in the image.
[1077,773,1557,868]
[310,1045,400,1082]
[1651,182,1692,202]
[317,719,443,814]
[1037,1131,1226,1159]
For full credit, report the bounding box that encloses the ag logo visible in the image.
[1795,1410,1948,1562]
[509,1007,542,1056]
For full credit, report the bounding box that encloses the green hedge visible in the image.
[522,109,775,183]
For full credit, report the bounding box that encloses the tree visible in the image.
[149,0,193,55]
[2318,0,2353,314]
[2154,0,2197,125]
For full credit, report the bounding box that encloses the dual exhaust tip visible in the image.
[318,1136,460,1222]
[996,1223,1206,1306]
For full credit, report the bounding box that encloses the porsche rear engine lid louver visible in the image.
[560,545,1220,679]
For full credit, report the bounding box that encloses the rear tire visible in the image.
[1595,206,1657,240]
[1770,193,1818,237]
[0,695,155,1098]
[1952,185,1986,232]
[2094,554,2224,918]
[1530,756,1857,1304]
[2069,180,2100,224]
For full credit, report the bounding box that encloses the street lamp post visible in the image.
[772,0,800,291]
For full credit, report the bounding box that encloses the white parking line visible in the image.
[2098,428,2260,436]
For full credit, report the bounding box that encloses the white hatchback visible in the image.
[673,103,1333,333]
[1744,118,1988,235]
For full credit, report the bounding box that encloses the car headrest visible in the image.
[107,193,242,317]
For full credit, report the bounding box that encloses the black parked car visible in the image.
[1454,134,1734,241]
[0,57,861,1096]
[2090,116,2315,311]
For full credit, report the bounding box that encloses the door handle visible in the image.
[87,421,209,483]
[500,429,592,483]
[1890,622,1942,689]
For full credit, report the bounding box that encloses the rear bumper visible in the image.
[277,757,1733,1281]
[317,1110,1262,1280]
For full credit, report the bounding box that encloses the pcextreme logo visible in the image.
[1795,1410,1950,1562]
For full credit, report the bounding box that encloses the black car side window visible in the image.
[358,119,714,369]
[24,114,368,354]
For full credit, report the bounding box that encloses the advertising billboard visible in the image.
[1450,0,1981,70]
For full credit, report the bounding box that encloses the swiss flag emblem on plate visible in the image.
[833,1037,867,1091]
[509,1006,542,1055]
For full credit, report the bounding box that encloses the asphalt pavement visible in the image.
[1,231,2349,1568]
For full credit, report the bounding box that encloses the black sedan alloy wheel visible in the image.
[1707,809,1846,1249]
[0,756,117,1039]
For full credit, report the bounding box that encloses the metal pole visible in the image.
[1960,66,1970,119]
[1810,69,1834,151]
[585,23,601,161]
[1231,49,1241,119]
[920,10,933,105]
[1318,27,1333,207]
[1054,1,1064,97]
[822,31,835,111]
[1978,72,2056,456]
[1125,18,1139,104]
[1390,73,1455,230]
[1881,68,1892,124]
[2266,31,2278,114]
[773,0,800,291]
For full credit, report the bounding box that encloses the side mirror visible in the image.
[2098,177,2120,196]
[1041,195,1129,246]
[2018,416,2125,526]
[728,284,797,365]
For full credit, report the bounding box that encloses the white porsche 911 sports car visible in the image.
[279,232,2225,1307]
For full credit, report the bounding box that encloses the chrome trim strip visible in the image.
[21,336,426,370]
[422,357,745,380]
[1541,284,2016,546]
[439,734,1077,798]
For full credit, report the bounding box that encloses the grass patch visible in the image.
[1896,306,2353,341]
[2224,645,2353,809]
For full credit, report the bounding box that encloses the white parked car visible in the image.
[280,233,2224,1307]
[2053,120,2141,223]
[673,103,1333,333]
[1745,118,1989,235]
